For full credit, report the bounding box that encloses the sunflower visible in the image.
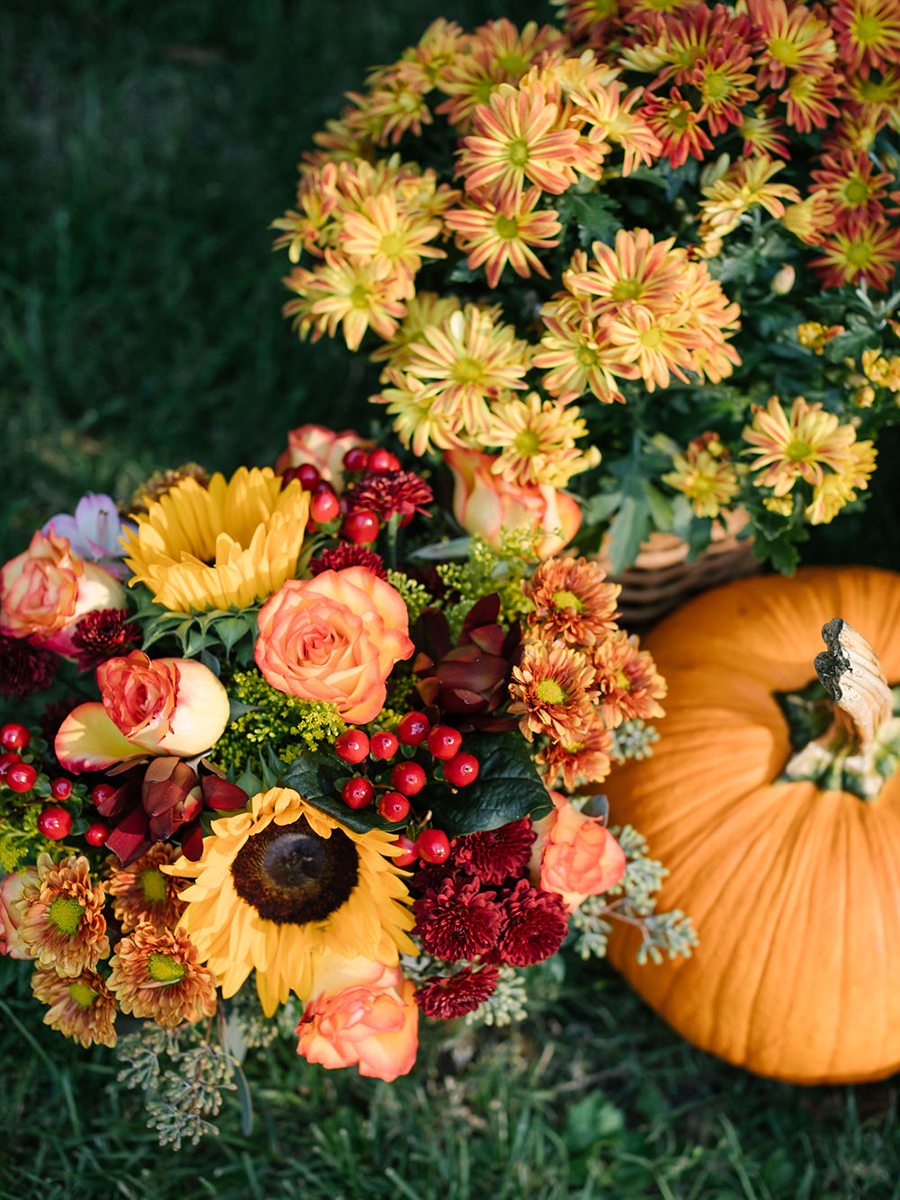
[121,467,311,613]
[166,787,417,1016]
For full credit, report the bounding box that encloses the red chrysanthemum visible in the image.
[451,818,536,886]
[495,879,568,966]
[414,876,503,961]
[307,543,388,579]
[345,469,434,525]
[0,633,57,699]
[414,964,500,1019]
[70,608,140,671]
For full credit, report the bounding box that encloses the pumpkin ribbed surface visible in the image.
[605,566,900,1084]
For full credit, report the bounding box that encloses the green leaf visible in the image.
[580,490,622,526]
[558,191,622,243]
[216,616,252,652]
[416,731,551,837]
[280,751,394,834]
[642,480,674,532]
[604,491,650,575]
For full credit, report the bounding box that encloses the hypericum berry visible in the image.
[342,509,380,545]
[37,806,72,840]
[295,463,321,490]
[342,446,369,473]
[0,752,21,780]
[334,728,370,764]
[390,761,426,797]
[378,791,411,822]
[367,448,401,473]
[310,488,340,524]
[416,828,451,864]
[50,777,73,801]
[426,724,463,760]
[444,752,480,788]
[0,723,30,752]
[84,821,110,847]
[396,711,431,746]
[6,762,37,793]
[369,730,399,760]
[392,834,418,867]
[91,783,117,807]
[342,776,374,809]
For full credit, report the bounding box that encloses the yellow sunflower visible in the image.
[165,787,416,1016]
[121,467,311,612]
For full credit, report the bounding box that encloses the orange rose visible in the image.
[295,954,418,1081]
[275,424,374,491]
[0,868,39,959]
[55,651,230,772]
[530,791,626,912]
[444,448,582,559]
[0,530,126,656]
[255,567,414,724]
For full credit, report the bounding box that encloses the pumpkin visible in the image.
[604,565,900,1085]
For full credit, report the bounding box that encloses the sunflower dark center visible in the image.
[230,816,359,925]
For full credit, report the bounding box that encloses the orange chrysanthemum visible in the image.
[809,148,894,231]
[536,717,614,790]
[106,843,187,935]
[662,432,741,518]
[339,192,446,300]
[18,854,110,978]
[831,0,900,75]
[108,924,218,1028]
[742,395,860,495]
[456,81,583,213]
[590,631,667,729]
[32,965,117,1049]
[524,555,621,646]
[282,250,407,352]
[808,218,900,291]
[748,0,836,91]
[508,641,597,744]
[487,393,600,487]
[639,88,714,168]
[443,187,562,288]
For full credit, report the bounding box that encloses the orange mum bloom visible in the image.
[457,81,583,213]
[487,393,600,487]
[536,718,614,791]
[282,250,406,351]
[524,555,621,647]
[640,88,714,167]
[809,148,894,231]
[18,854,110,978]
[108,924,218,1028]
[508,641,597,744]
[808,218,900,291]
[590,631,666,729]
[32,966,117,1049]
[748,0,836,91]
[345,60,435,147]
[533,303,632,405]
[742,395,859,495]
[779,68,841,134]
[339,191,446,300]
[443,187,562,287]
[831,0,900,75]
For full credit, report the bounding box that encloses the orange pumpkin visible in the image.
[604,565,900,1085]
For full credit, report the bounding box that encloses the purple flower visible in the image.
[43,494,132,578]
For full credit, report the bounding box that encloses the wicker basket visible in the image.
[595,508,761,629]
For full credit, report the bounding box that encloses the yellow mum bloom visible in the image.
[122,467,311,613]
[166,787,416,1016]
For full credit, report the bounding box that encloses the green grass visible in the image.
[2,2,899,1195]
[1,954,898,1200]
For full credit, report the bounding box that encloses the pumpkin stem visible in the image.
[782,618,900,801]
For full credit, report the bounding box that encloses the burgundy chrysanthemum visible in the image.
[71,608,140,670]
[495,880,569,967]
[0,634,57,699]
[308,543,387,578]
[415,964,500,1020]
[345,469,433,524]
[452,819,536,885]
[414,876,503,962]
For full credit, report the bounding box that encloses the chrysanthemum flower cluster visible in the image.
[274,6,900,573]
[0,422,690,1143]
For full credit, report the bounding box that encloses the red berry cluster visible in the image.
[0,721,110,847]
[281,445,404,546]
[333,711,480,868]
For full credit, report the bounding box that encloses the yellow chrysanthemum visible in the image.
[122,467,311,613]
[166,787,416,1016]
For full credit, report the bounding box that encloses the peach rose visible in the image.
[296,954,418,1081]
[0,867,39,958]
[255,567,414,724]
[0,530,126,656]
[444,448,582,559]
[530,791,626,912]
[275,424,374,492]
[55,651,230,772]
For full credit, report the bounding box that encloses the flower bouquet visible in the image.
[272,1,900,577]
[0,426,694,1147]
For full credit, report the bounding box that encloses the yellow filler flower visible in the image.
[122,467,311,613]
[166,787,417,1016]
